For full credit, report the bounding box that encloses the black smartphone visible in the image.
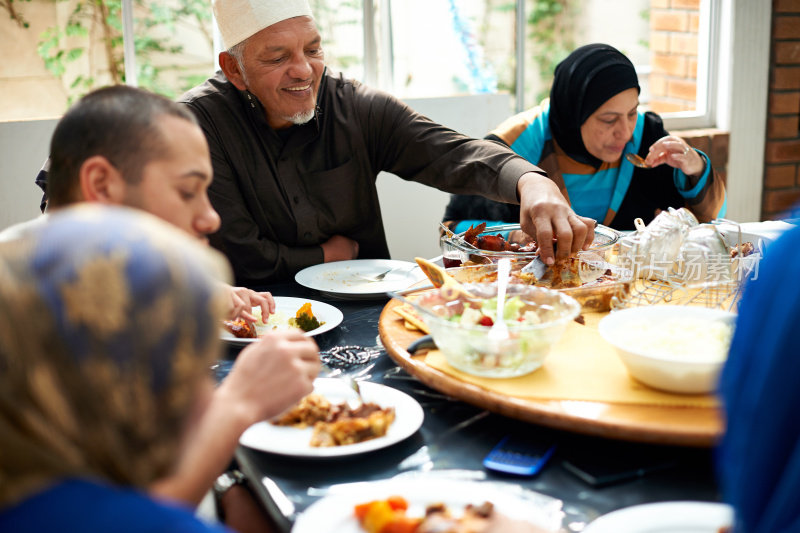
[483,434,557,477]
[561,443,678,487]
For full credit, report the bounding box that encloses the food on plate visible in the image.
[354,497,545,533]
[272,393,395,447]
[290,302,322,332]
[355,495,418,533]
[255,302,324,333]
[729,241,755,258]
[221,319,257,338]
[223,302,325,338]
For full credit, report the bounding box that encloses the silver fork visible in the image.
[321,364,365,409]
[355,268,393,283]
[344,375,364,410]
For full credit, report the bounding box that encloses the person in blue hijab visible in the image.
[717,223,800,532]
[0,205,234,532]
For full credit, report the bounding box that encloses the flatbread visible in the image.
[393,303,429,334]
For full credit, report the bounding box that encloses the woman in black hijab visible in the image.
[443,43,726,233]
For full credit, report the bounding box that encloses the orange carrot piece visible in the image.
[386,495,409,512]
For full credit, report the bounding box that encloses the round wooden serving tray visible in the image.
[378,299,723,447]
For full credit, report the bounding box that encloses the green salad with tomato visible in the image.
[449,296,543,328]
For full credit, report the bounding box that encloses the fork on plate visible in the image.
[355,268,394,283]
[344,375,364,410]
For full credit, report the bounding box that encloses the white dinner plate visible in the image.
[239,378,424,458]
[582,501,733,533]
[292,478,561,533]
[715,220,794,248]
[220,297,343,344]
[295,259,426,299]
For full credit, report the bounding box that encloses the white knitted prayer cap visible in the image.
[214,0,313,50]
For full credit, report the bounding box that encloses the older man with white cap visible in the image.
[180,0,595,286]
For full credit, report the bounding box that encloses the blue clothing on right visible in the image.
[717,224,800,533]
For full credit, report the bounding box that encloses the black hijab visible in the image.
[549,43,640,168]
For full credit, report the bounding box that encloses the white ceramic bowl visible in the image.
[598,305,737,394]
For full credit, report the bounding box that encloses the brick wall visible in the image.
[763,0,800,219]
[648,0,728,190]
[652,0,800,221]
[680,129,729,188]
[649,0,700,113]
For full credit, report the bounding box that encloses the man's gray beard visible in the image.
[287,108,316,125]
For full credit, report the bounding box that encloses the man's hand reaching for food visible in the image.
[516,171,595,265]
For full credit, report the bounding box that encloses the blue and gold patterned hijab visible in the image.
[0,205,231,507]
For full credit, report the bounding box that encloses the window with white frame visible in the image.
[1,0,720,130]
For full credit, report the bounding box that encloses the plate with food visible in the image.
[581,501,733,532]
[295,259,427,299]
[239,378,424,457]
[292,477,562,533]
[221,297,343,344]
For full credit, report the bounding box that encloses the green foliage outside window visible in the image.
[3,0,574,107]
[526,0,574,103]
[4,0,212,103]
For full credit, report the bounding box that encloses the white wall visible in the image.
[0,118,56,230]
[377,93,512,261]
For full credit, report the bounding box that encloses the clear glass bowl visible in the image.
[441,223,620,268]
[409,283,581,378]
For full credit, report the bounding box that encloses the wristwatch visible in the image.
[213,469,247,523]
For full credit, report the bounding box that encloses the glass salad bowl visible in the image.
[406,283,581,378]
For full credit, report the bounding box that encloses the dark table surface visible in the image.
[222,282,722,532]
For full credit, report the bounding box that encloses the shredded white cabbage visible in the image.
[253,309,290,331]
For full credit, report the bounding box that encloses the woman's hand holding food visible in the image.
[645,135,705,177]
[227,285,276,322]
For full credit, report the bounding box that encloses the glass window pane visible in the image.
[0,0,218,120]
[132,0,215,99]
[571,0,654,106]
[389,0,502,98]
[311,0,365,81]
[0,1,117,120]
[522,0,709,117]
[1,0,715,126]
